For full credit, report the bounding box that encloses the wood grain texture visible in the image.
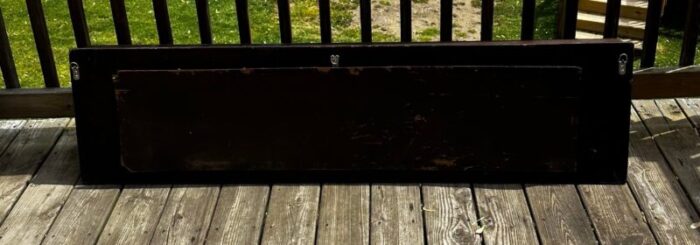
[636,99,689,130]
[644,99,700,209]
[261,185,320,245]
[422,184,481,245]
[628,103,700,243]
[96,185,170,245]
[0,118,68,224]
[27,121,77,186]
[577,184,655,244]
[316,184,370,245]
[632,70,700,99]
[0,120,24,154]
[370,184,424,245]
[524,185,597,245]
[473,184,538,245]
[43,183,120,245]
[151,185,219,245]
[0,122,77,244]
[206,185,270,245]
[0,88,73,119]
[676,97,700,128]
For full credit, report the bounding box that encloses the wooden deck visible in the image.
[0,99,699,244]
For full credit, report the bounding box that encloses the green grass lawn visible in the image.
[0,0,698,88]
[490,0,700,68]
[491,0,558,40]
[1,0,366,88]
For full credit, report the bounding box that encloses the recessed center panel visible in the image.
[114,66,581,173]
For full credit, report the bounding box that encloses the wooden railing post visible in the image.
[195,0,213,44]
[521,0,536,40]
[0,8,19,89]
[319,0,331,43]
[679,0,699,66]
[152,0,173,45]
[400,0,412,42]
[481,0,494,41]
[440,0,453,42]
[277,0,292,43]
[68,0,90,48]
[359,0,372,43]
[557,0,579,39]
[26,0,59,88]
[235,0,251,44]
[110,0,132,45]
[640,0,663,68]
[603,0,621,38]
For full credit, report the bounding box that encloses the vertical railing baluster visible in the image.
[559,0,578,39]
[110,0,132,45]
[0,8,19,89]
[277,0,292,43]
[640,0,663,68]
[26,0,59,88]
[360,0,371,42]
[319,0,331,43]
[481,0,494,41]
[440,0,453,42]
[68,0,90,48]
[195,0,213,44]
[400,0,411,42]
[235,0,251,44]
[152,0,173,45]
[603,0,621,38]
[521,0,535,40]
[679,0,699,66]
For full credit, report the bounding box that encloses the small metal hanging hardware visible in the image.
[618,53,628,76]
[70,62,80,80]
[330,54,340,67]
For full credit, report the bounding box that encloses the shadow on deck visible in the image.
[0,99,698,244]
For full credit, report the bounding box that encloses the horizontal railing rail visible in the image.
[0,0,699,118]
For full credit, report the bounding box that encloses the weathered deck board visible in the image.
[577,183,656,244]
[151,185,220,245]
[96,185,171,245]
[0,120,24,154]
[0,122,76,244]
[422,184,481,245]
[653,99,695,129]
[0,119,69,225]
[629,102,700,243]
[675,98,700,128]
[316,184,370,245]
[42,183,120,245]
[644,99,700,209]
[473,184,539,245]
[0,105,696,245]
[261,185,320,245]
[524,185,597,244]
[206,185,270,245]
[370,184,424,245]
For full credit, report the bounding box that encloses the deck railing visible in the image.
[0,0,699,118]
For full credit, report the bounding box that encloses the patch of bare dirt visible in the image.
[351,0,481,41]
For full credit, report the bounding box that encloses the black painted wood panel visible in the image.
[70,40,632,183]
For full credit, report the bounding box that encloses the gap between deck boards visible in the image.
[0,103,697,244]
